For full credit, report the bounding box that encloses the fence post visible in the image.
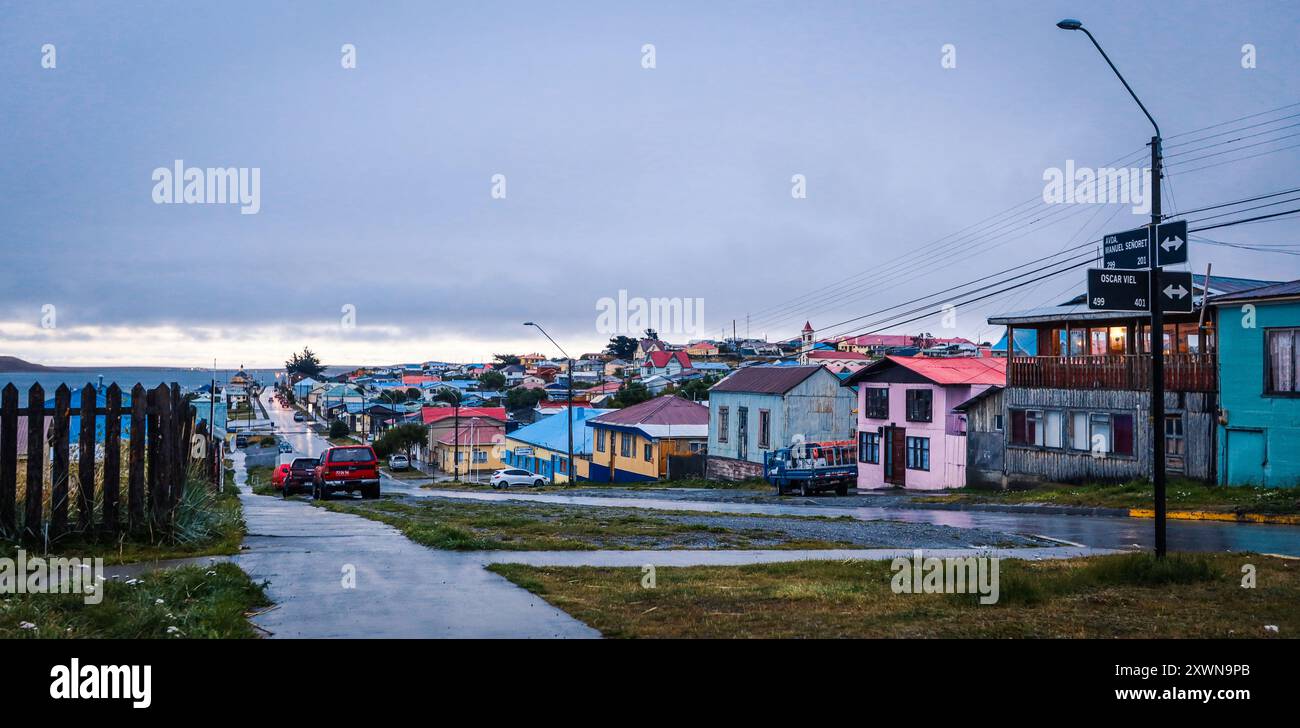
[147,385,164,527]
[24,384,45,543]
[49,385,71,538]
[0,384,17,538]
[128,384,146,530]
[78,383,96,532]
[103,384,122,534]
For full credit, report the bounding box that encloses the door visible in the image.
[1225,429,1266,486]
[737,406,749,461]
[884,426,906,486]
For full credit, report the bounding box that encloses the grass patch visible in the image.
[915,478,1300,514]
[0,562,269,639]
[489,552,1297,638]
[313,495,854,551]
[246,464,278,497]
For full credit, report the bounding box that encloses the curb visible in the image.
[1128,508,1300,525]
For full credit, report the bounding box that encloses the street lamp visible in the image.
[524,322,574,485]
[1058,18,1168,558]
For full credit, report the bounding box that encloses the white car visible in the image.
[388,454,410,470]
[490,469,549,489]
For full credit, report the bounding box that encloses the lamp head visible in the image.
[1056,18,1083,30]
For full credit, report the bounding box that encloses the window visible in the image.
[858,431,880,464]
[1165,414,1184,456]
[1089,413,1111,453]
[758,409,771,449]
[863,388,889,419]
[993,414,1004,432]
[1010,409,1044,446]
[1266,328,1300,394]
[596,429,606,452]
[905,389,932,422]
[620,433,633,458]
[644,443,652,461]
[472,449,487,464]
[718,406,729,443]
[905,437,930,471]
[1113,414,1134,456]
[1044,410,1063,448]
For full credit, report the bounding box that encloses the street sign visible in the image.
[1158,270,1194,313]
[1087,268,1150,311]
[1155,219,1188,266]
[1102,226,1151,270]
[1087,268,1195,313]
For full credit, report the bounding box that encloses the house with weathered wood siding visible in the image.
[841,357,1005,490]
[952,385,1005,487]
[1207,280,1300,488]
[987,275,1275,484]
[706,365,855,481]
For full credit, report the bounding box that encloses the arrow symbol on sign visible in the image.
[1161,235,1184,252]
[1164,284,1188,299]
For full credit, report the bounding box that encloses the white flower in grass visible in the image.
[19,621,36,630]
[1265,625,1279,633]
[125,578,141,586]
[166,626,181,635]
[154,598,164,605]
[205,570,217,576]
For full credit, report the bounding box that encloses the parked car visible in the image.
[278,441,293,453]
[293,412,306,422]
[490,468,548,489]
[235,433,250,448]
[271,463,291,489]
[313,445,380,499]
[283,457,318,497]
[388,454,410,471]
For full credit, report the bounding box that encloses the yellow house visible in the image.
[433,423,506,476]
[500,407,611,484]
[586,396,708,483]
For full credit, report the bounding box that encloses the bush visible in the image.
[1082,552,1218,586]
[328,420,350,439]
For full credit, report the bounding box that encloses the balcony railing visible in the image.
[1008,353,1217,392]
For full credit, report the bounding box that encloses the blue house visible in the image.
[705,365,855,481]
[502,407,612,483]
[1209,281,1300,487]
[42,387,136,445]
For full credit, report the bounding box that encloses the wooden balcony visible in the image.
[1008,353,1217,392]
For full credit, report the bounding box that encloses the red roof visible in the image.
[847,355,1005,386]
[805,349,870,360]
[836,334,975,348]
[645,350,692,369]
[589,395,708,426]
[403,374,440,386]
[421,406,507,425]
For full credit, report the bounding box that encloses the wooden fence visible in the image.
[1008,353,1217,392]
[0,382,206,543]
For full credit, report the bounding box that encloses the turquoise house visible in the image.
[1209,281,1300,488]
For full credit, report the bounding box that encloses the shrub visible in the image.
[328,420,350,439]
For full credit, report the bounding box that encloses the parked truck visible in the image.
[764,440,857,496]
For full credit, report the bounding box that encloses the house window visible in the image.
[1010,409,1044,446]
[1113,414,1134,456]
[905,437,930,471]
[993,414,1004,432]
[1070,412,1090,450]
[858,431,880,464]
[559,458,568,474]
[905,390,932,422]
[596,429,606,452]
[864,388,889,419]
[718,407,729,443]
[758,409,771,449]
[1266,328,1300,394]
[1165,414,1185,456]
[620,433,633,458]
[472,449,487,464]
[1089,413,1111,454]
[1044,410,1063,449]
[644,443,653,461]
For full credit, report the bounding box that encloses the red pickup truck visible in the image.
[313,445,381,500]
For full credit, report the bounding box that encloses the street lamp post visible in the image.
[1058,18,1168,558]
[524,322,574,485]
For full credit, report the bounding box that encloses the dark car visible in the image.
[283,457,318,497]
[313,445,380,500]
[293,412,306,422]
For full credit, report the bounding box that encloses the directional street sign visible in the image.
[1158,270,1195,313]
[1088,268,1150,311]
[1087,268,1195,313]
[1102,226,1151,270]
[1155,219,1188,267]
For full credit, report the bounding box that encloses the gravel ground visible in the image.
[650,512,1048,549]
[561,486,923,509]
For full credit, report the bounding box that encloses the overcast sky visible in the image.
[2,0,1298,368]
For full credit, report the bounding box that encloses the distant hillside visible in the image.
[0,356,59,372]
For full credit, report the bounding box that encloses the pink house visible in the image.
[841,356,1006,490]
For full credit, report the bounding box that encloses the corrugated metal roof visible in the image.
[421,406,507,424]
[588,395,708,426]
[1208,279,1300,304]
[844,356,1005,386]
[709,364,823,394]
[989,274,1281,325]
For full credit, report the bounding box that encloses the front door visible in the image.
[737,406,749,460]
[884,426,906,486]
